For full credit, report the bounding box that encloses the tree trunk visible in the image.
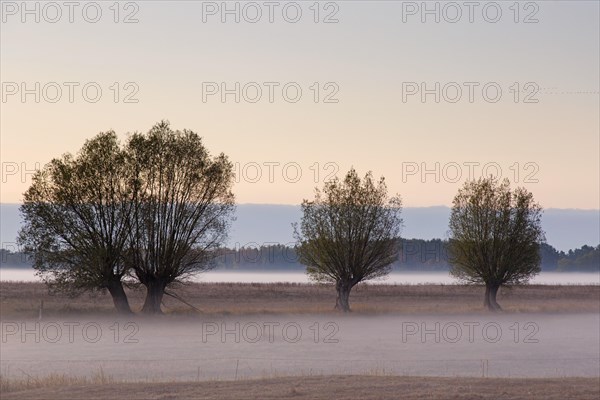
[106,280,132,314]
[141,280,166,314]
[484,283,502,312]
[489,284,502,311]
[335,281,352,312]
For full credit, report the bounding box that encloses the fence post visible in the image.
[480,359,489,378]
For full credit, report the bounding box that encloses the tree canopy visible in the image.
[447,177,545,311]
[125,122,235,313]
[18,121,235,314]
[294,168,402,311]
[19,132,134,313]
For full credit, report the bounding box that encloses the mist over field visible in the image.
[2,313,599,381]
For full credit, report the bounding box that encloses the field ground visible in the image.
[1,281,599,317]
[2,282,599,399]
[2,375,599,400]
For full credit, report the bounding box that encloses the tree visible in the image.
[125,122,235,314]
[447,177,545,311]
[18,132,134,314]
[294,168,402,312]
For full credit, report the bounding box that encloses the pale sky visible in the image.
[1,0,599,208]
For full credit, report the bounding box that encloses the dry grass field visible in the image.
[1,375,599,400]
[0,281,598,317]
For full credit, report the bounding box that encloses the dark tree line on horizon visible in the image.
[3,241,599,272]
[212,241,599,272]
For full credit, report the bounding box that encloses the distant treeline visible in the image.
[2,241,598,272]
[213,241,599,272]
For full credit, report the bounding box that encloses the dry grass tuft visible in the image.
[0,368,114,393]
